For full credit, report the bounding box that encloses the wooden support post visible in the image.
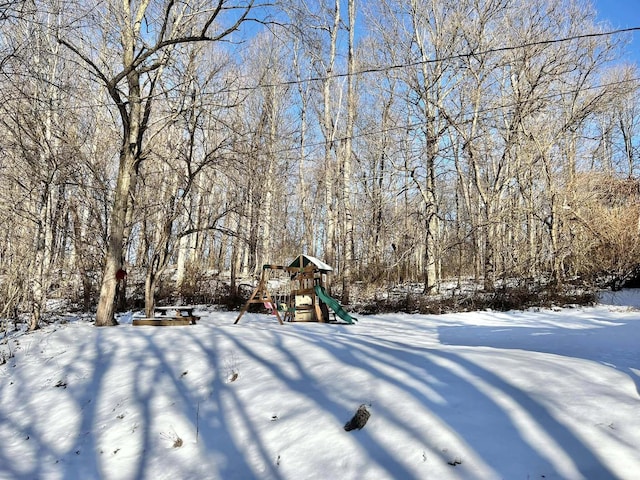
[314,301,324,323]
[235,268,284,325]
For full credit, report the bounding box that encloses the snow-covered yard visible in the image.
[0,291,639,479]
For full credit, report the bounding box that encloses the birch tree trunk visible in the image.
[341,0,356,304]
[27,6,66,330]
[322,0,341,273]
[258,83,278,269]
[292,42,315,254]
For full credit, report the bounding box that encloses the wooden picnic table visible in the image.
[154,306,197,318]
[132,305,200,326]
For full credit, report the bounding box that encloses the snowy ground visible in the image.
[0,291,639,479]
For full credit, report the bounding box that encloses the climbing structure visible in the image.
[234,254,356,324]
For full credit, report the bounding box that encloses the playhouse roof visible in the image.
[288,254,333,272]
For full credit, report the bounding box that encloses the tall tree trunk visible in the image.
[323,0,340,275]
[258,84,278,267]
[341,0,356,304]
[95,1,144,325]
[96,150,135,325]
[293,44,314,254]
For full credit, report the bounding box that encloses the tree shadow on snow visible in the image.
[0,329,110,480]
[324,330,619,479]
[211,317,618,479]
[438,315,640,396]
[0,311,628,480]
[209,324,419,479]
[111,324,260,480]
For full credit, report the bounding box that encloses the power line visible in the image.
[263,75,640,157]
[225,26,640,92]
[4,25,638,158]
[9,26,638,113]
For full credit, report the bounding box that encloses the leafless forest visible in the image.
[0,0,638,329]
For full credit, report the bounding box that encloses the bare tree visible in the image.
[371,0,467,292]
[608,66,640,178]
[57,0,254,325]
[286,0,343,269]
[0,0,82,329]
[340,0,356,303]
[240,31,295,271]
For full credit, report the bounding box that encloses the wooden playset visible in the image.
[234,254,356,325]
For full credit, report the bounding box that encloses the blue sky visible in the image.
[592,0,640,63]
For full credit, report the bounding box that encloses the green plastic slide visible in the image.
[314,285,357,324]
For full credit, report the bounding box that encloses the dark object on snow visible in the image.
[344,404,370,431]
